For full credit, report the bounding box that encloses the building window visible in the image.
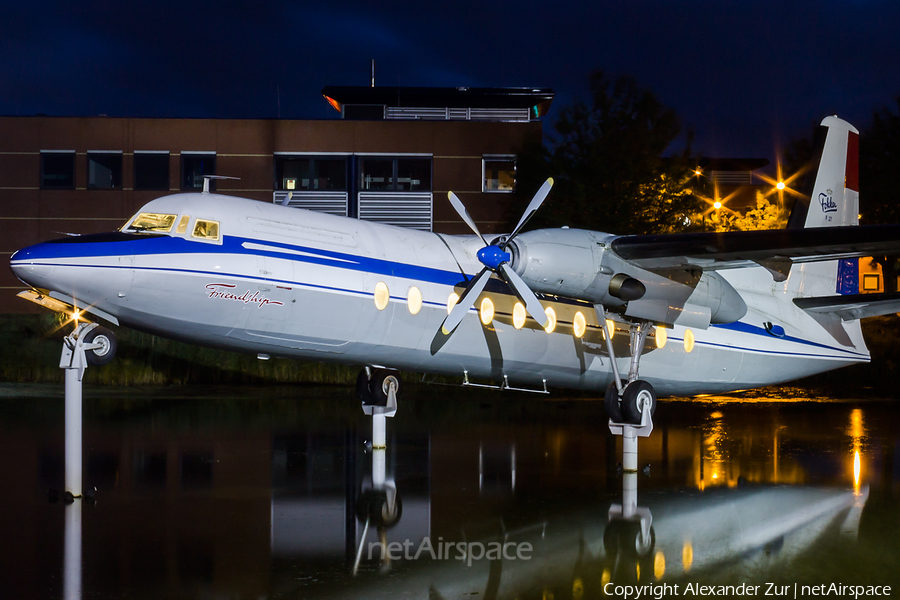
[181,153,216,191]
[483,155,516,192]
[40,151,75,189]
[274,156,347,191]
[87,152,122,189]
[359,157,432,192]
[134,152,170,191]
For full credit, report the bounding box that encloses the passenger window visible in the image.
[175,215,190,234]
[192,219,220,241]
[129,212,177,232]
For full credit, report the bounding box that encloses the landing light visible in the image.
[713,201,722,209]
[513,302,526,329]
[374,282,390,311]
[447,292,459,314]
[573,311,586,338]
[544,307,557,333]
[776,181,786,190]
[655,326,667,349]
[684,328,695,353]
[407,286,422,315]
[480,297,494,325]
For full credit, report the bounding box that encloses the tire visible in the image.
[603,521,656,559]
[620,380,656,425]
[369,369,401,406]
[355,490,403,528]
[604,381,624,422]
[83,326,116,366]
[356,369,375,404]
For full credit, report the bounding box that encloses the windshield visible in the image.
[123,212,177,233]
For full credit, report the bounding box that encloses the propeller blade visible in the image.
[499,263,549,328]
[505,177,554,246]
[441,268,492,335]
[448,191,487,246]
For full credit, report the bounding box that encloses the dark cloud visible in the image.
[2,0,898,160]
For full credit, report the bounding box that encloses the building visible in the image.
[0,86,555,313]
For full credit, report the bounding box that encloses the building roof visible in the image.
[698,157,770,171]
[322,86,555,117]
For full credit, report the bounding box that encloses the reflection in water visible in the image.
[0,389,897,598]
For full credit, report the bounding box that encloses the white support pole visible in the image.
[622,427,639,474]
[372,414,387,450]
[63,501,82,600]
[60,322,101,499]
[64,369,83,498]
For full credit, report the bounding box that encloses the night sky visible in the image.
[2,0,898,163]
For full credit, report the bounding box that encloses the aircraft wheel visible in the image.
[603,520,656,558]
[83,326,117,366]
[369,369,401,407]
[355,490,403,528]
[604,381,624,422]
[620,380,656,425]
[356,369,376,404]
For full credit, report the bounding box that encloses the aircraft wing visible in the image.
[610,224,900,280]
[794,291,900,321]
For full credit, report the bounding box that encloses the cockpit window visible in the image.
[192,219,220,241]
[126,212,177,233]
[175,215,190,234]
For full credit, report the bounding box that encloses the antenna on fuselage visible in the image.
[201,175,240,194]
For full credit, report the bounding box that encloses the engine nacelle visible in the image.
[509,228,746,326]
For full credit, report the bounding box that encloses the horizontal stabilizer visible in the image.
[794,291,900,321]
[611,224,900,275]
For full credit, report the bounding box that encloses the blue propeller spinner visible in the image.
[441,178,554,335]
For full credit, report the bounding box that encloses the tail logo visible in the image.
[818,189,838,214]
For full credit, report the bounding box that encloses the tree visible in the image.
[510,71,703,235]
[860,97,900,291]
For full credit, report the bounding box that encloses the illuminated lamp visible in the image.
[544,306,557,333]
[407,286,422,315]
[573,311,586,338]
[480,297,494,325]
[713,201,722,209]
[776,181,786,190]
[683,328,695,353]
[447,292,459,314]
[512,302,526,329]
[373,282,390,311]
[655,326,667,349]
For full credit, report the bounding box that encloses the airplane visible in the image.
[9,116,900,425]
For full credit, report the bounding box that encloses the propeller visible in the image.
[441,178,553,335]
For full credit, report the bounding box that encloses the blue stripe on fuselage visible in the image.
[14,233,469,287]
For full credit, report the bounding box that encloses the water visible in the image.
[0,384,897,599]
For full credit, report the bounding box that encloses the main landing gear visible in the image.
[595,304,657,427]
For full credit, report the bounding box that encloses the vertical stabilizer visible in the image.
[786,117,865,347]
[788,116,860,229]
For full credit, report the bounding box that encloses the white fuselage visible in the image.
[10,193,869,396]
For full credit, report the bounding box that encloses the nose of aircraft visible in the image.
[9,242,46,288]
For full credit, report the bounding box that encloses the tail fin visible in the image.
[787,116,861,298]
[787,117,866,349]
[788,115,860,229]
